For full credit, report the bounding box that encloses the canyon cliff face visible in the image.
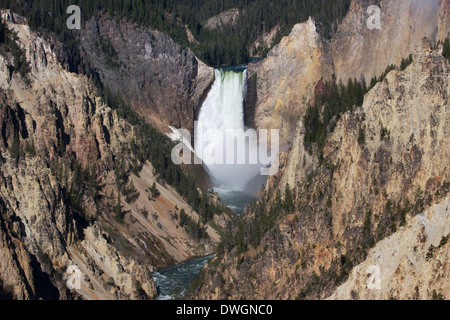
[1,0,449,301]
[248,18,333,150]
[79,15,214,133]
[328,197,449,300]
[438,0,450,42]
[247,0,449,150]
[0,14,223,300]
[331,0,440,83]
[190,0,450,300]
[196,37,449,300]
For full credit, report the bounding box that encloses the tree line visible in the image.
[0,20,30,79]
[443,37,450,60]
[100,86,224,227]
[218,183,295,258]
[1,1,226,230]
[303,53,415,161]
[0,0,352,66]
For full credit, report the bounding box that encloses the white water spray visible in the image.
[195,68,267,193]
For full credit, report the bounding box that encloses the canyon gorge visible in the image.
[0,0,449,301]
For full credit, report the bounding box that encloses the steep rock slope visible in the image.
[247,0,449,150]
[79,15,214,133]
[0,15,222,300]
[204,8,240,30]
[438,0,450,42]
[248,18,333,149]
[331,0,440,83]
[0,20,154,297]
[195,41,449,300]
[328,197,449,300]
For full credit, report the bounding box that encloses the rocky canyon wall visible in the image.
[0,14,223,300]
[196,32,449,301]
[331,0,441,83]
[79,15,214,134]
[249,0,447,140]
[438,0,450,42]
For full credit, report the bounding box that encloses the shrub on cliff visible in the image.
[0,21,30,80]
[443,37,450,60]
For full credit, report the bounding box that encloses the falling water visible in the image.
[195,67,267,213]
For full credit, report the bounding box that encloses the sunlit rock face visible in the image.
[331,0,440,83]
[438,0,450,42]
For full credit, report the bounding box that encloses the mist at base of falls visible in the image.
[195,67,269,213]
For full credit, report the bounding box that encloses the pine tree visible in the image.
[443,37,450,60]
[114,192,124,223]
[283,184,294,213]
[358,127,366,147]
[150,182,160,200]
[0,0,353,67]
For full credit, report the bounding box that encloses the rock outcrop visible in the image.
[79,15,214,134]
[331,0,440,83]
[195,39,449,300]
[192,1,450,300]
[0,15,223,300]
[247,0,449,150]
[2,0,449,301]
[248,17,333,149]
[438,0,450,42]
[204,8,240,30]
[328,197,449,300]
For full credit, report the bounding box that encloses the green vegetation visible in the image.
[218,185,296,257]
[123,181,140,204]
[432,290,445,300]
[99,85,224,224]
[179,209,208,240]
[184,267,206,298]
[8,134,21,161]
[150,182,160,200]
[24,139,37,157]
[1,3,227,231]
[0,20,30,80]
[400,54,413,71]
[439,235,449,248]
[379,121,390,142]
[69,163,100,226]
[113,154,140,204]
[188,0,353,66]
[36,249,52,268]
[443,37,450,60]
[426,244,436,262]
[99,35,121,69]
[0,0,352,67]
[50,158,102,236]
[304,55,413,161]
[283,184,295,213]
[357,126,366,147]
[303,77,367,160]
[113,192,125,223]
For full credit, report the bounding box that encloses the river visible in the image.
[152,255,216,300]
[153,66,264,299]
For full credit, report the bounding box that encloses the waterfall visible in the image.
[195,67,266,197]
